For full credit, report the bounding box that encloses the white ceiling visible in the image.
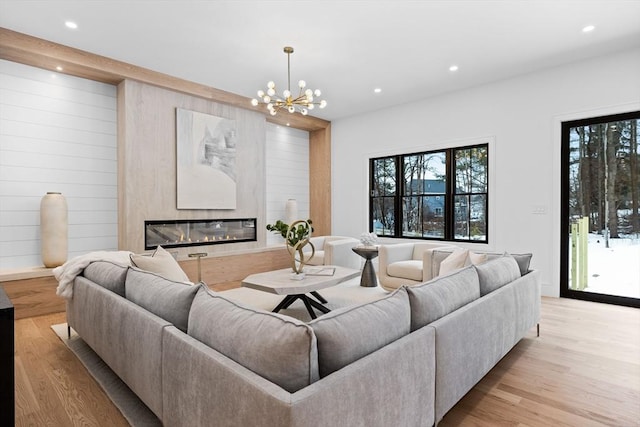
[1,1,639,121]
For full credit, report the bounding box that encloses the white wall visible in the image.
[265,124,310,246]
[332,48,640,297]
[0,60,118,269]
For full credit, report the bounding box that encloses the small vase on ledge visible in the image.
[40,192,68,268]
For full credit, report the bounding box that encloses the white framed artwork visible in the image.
[176,108,237,209]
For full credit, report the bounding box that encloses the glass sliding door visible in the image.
[561,111,640,308]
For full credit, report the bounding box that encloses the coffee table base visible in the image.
[272,291,329,319]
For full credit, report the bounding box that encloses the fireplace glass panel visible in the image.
[145,218,256,250]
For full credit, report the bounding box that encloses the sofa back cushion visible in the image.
[310,287,411,378]
[188,286,319,393]
[82,261,128,297]
[406,266,480,331]
[475,255,522,296]
[124,267,199,332]
[485,252,532,276]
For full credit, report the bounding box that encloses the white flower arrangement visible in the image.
[360,232,379,246]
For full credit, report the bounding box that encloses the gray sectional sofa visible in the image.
[66,253,540,426]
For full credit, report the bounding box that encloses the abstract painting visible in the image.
[176,108,237,209]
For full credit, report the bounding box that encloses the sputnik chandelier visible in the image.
[251,46,327,116]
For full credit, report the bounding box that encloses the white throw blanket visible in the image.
[54,251,133,299]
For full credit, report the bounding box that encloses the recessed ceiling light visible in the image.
[56,66,63,71]
[374,88,382,93]
[582,25,595,33]
[65,21,78,29]
[449,65,459,72]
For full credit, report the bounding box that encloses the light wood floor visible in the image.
[13,297,640,426]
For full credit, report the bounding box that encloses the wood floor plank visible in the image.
[13,297,640,426]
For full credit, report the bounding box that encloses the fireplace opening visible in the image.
[144,218,256,250]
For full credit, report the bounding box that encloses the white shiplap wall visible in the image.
[0,60,118,269]
[265,124,310,246]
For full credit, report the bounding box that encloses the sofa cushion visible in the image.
[124,267,198,332]
[474,255,522,296]
[82,260,128,297]
[309,287,411,378]
[406,266,480,331]
[187,285,319,393]
[485,252,532,276]
[387,260,423,281]
[129,245,191,283]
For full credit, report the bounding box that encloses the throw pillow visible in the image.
[438,248,469,276]
[474,255,521,296]
[406,266,480,331]
[309,287,411,378]
[130,245,191,283]
[187,285,319,393]
[468,251,488,266]
[125,266,199,332]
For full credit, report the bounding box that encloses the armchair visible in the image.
[304,236,362,270]
[378,242,459,291]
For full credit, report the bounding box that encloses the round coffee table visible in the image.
[351,246,379,287]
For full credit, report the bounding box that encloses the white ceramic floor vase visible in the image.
[40,192,68,268]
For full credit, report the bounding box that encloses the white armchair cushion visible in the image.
[387,260,424,282]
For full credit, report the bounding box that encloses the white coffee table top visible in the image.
[241,265,360,295]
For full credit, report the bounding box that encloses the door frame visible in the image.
[560,110,640,309]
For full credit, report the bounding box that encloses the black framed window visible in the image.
[370,143,488,243]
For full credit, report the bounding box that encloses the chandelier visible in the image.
[251,46,327,116]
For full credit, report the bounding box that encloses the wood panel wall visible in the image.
[117,79,267,256]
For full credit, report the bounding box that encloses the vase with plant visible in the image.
[266,219,314,274]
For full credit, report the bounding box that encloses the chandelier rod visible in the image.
[285,46,293,93]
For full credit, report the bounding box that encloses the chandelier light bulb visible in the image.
[308,104,315,110]
[263,95,271,103]
[288,106,295,113]
[267,81,275,89]
[305,89,313,97]
[314,89,321,97]
[319,100,327,108]
[283,89,291,98]
[267,103,274,111]
[267,88,275,96]
[251,99,259,106]
[301,108,308,115]
[270,110,277,116]
[257,90,265,97]
[298,80,306,88]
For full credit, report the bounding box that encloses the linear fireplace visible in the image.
[144,218,256,250]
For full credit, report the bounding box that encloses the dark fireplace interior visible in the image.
[145,218,256,250]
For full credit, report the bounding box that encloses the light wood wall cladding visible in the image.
[0,27,334,252]
[1,277,64,319]
[309,125,332,235]
[178,247,291,285]
[118,80,266,256]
